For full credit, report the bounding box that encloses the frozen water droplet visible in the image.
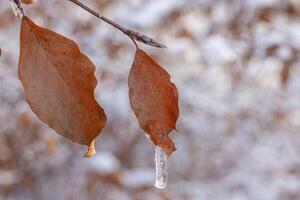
[10,0,24,18]
[155,146,168,189]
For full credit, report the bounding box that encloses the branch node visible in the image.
[67,0,166,49]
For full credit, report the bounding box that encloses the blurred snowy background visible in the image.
[1,0,300,199]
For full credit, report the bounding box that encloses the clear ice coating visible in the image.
[10,0,24,18]
[155,146,168,189]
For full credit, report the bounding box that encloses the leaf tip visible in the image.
[84,140,96,158]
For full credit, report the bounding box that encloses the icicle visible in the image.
[10,0,25,18]
[155,146,168,189]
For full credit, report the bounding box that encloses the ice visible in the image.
[154,146,168,189]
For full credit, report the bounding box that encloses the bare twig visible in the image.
[67,0,167,48]
[10,0,25,18]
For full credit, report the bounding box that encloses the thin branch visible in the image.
[67,0,166,48]
[10,0,25,18]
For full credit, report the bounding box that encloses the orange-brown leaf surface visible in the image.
[21,0,37,4]
[18,16,106,154]
[128,49,179,156]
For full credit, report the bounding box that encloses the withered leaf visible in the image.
[18,16,106,156]
[128,49,179,156]
[21,0,37,4]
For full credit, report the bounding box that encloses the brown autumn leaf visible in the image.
[18,16,106,156]
[128,49,179,156]
[21,0,37,4]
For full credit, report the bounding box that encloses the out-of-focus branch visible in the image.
[10,0,25,18]
[67,0,167,48]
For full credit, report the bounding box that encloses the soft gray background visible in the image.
[1,0,300,199]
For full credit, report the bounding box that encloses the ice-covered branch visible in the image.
[67,0,166,48]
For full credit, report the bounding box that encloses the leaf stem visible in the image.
[66,0,166,48]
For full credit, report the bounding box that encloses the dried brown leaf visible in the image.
[18,16,107,155]
[128,49,179,156]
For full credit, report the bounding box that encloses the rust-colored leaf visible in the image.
[128,49,179,156]
[21,0,37,4]
[18,16,106,155]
